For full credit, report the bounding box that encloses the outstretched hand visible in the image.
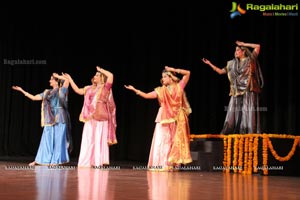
[12,86,23,92]
[124,85,135,91]
[202,58,211,65]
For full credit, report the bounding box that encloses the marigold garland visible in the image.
[189,133,300,175]
[247,136,253,175]
[223,137,228,172]
[226,137,232,173]
[233,136,239,173]
[268,138,300,162]
[243,137,249,174]
[238,136,244,173]
[253,136,259,173]
[262,135,269,175]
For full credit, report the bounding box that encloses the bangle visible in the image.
[136,90,141,95]
[24,92,28,97]
[177,69,180,74]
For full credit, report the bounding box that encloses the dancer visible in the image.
[12,73,72,166]
[64,66,117,167]
[202,40,264,134]
[125,66,192,171]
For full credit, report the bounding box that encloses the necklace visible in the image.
[167,85,173,94]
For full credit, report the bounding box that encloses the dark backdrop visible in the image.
[1,5,299,163]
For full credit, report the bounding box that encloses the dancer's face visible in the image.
[93,72,101,84]
[49,76,58,88]
[161,72,172,86]
[234,46,245,59]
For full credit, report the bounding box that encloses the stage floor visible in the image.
[1,158,300,200]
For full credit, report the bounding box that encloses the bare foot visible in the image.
[28,161,36,166]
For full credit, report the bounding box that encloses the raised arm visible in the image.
[12,86,42,101]
[53,72,69,88]
[124,85,157,99]
[62,73,84,95]
[96,66,113,84]
[202,58,226,75]
[165,66,190,85]
[236,40,260,55]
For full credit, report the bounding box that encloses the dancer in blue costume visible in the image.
[12,73,72,166]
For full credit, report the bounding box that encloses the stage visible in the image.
[1,157,300,200]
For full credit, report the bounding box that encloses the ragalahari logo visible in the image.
[230,2,246,19]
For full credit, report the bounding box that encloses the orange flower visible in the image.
[189,134,300,176]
